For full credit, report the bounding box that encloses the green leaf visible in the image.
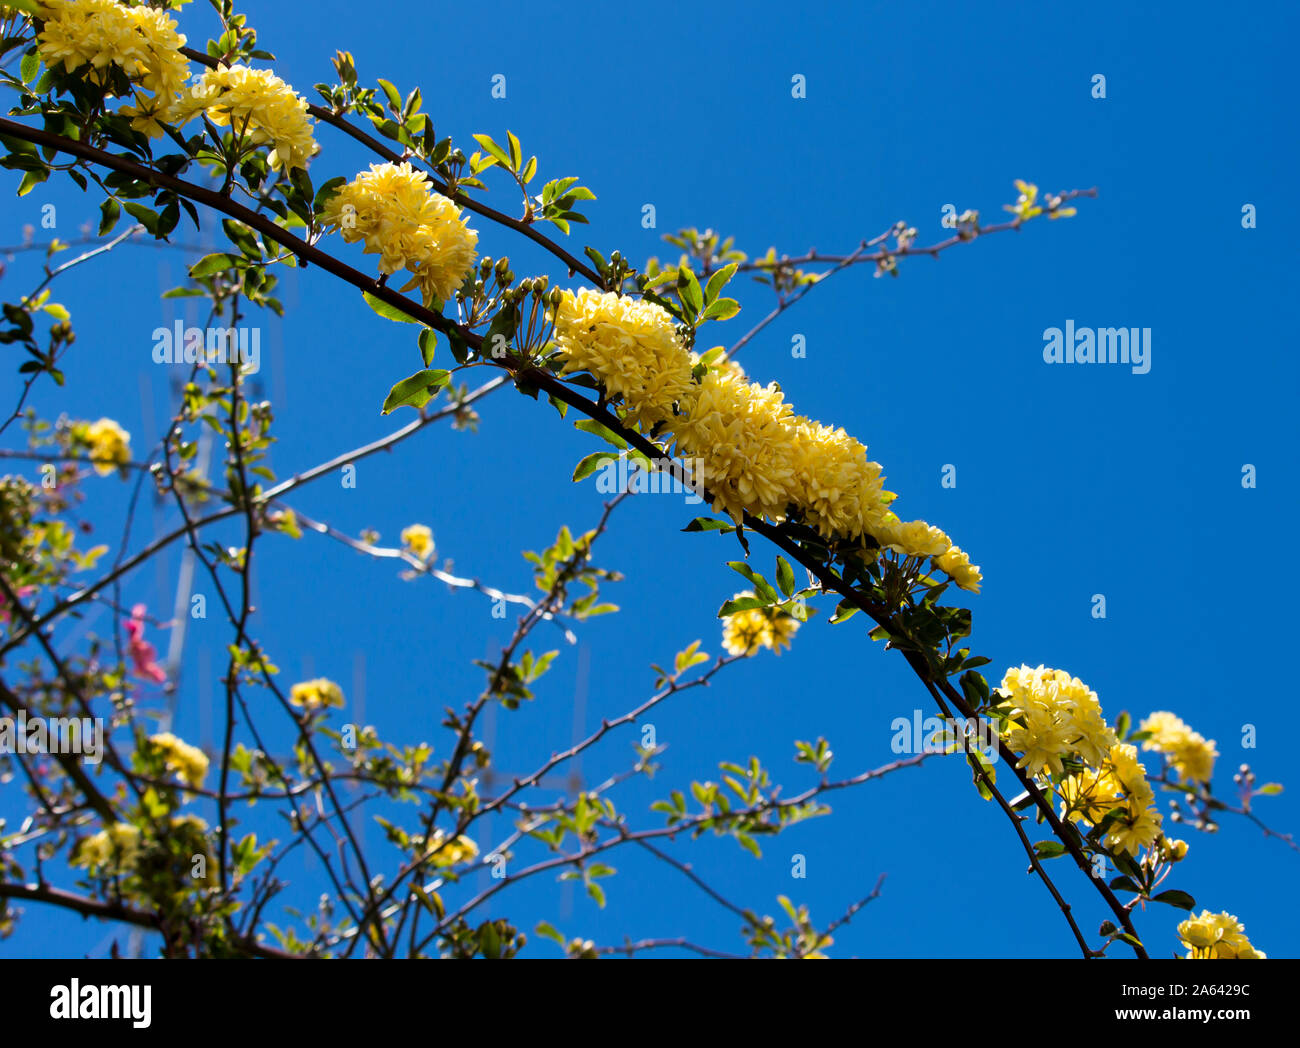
[381,369,450,414]
[1152,889,1196,911]
[188,252,239,278]
[727,561,779,604]
[775,556,795,598]
[362,291,421,324]
[572,451,617,482]
[376,78,402,111]
[122,201,159,235]
[98,197,121,236]
[17,166,47,197]
[506,130,522,171]
[19,51,39,87]
[573,418,627,450]
[703,262,738,304]
[701,297,741,322]
[472,134,512,171]
[1032,840,1068,860]
[682,517,734,534]
[678,266,703,316]
[418,328,436,366]
[718,595,768,617]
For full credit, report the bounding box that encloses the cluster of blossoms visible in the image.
[35,2,316,168]
[999,665,1163,856]
[548,289,981,593]
[1139,710,1218,784]
[289,677,345,711]
[551,289,696,432]
[125,603,166,683]
[323,162,479,307]
[1177,910,1266,959]
[721,593,801,657]
[36,0,190,138]
[172,63,317,171]
[80,417,131,476]
[400,523,435,561]
[145,731,208,788]
[72,814,213,884]
[71,820,141,872]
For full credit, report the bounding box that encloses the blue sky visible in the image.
[2,0,1297,958]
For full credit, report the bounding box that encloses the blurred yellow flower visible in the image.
[290,677,345,711]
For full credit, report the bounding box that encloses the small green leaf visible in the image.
[775,556,795,598]
[703,262,738,304]
[573,418,627,450]
[418,328,436,366]
[1152,889,1196,911]
[188,252,239,278]
[98,197,120,236]
[572,451,617,482]
[381,369,450,414]
[362,291,421,324]
[718,595,768,617]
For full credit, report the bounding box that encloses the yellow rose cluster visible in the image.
[174,64,317,172]
[83,417,131,475]
[322,162,479,306]
[146,731,209,788]
[552,288,696,432]
[1139,710,1218,784]
[1000,664,1116,777]
[1000,665,1163,856]
[721,592,800,657]
[1177,910,1266,959]
[37,0,190,138]
[548,290,981,593]
[290,677,345,711]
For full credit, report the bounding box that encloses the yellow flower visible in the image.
[666,370,799,523]
[290,677,345,711]
[1004,179,1043,221]
[721,593,800,656]
[84,417,131,476]
[877,517,950,558]
[550,289,695,432]
[37,0,191,138]
[400,524,435,560]
[322,162,478,306]
[999,665,1117,777]
[73,821,141,871]
[147,731,209,788]
[792,420,891,541]
[1178,910,1266,959]
[934,546,982,593]
[174,63,317,171]
[1140,710,1217,784]
[1058,766,1123,825]
[422,830,479,868]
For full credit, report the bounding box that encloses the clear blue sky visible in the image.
[2,0,1296,958]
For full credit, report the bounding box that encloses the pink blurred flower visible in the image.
[0,584,37,625]
[125,604,167,684]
